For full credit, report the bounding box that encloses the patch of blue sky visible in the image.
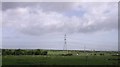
[63,9,86,17]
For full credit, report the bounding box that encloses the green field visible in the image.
[2,50,119,65]
[2,55,118,65]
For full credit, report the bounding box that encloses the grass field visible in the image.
[2,50,119,65]
[2,55,118,65]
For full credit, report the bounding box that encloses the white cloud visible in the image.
[2,2,118,35]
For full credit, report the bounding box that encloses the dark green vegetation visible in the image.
[2,49,48,55]
[2,49,119,65]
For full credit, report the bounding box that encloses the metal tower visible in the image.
[63,34,67,50]
[84,45,86,53]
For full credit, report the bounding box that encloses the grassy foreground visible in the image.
[2,55,118,65]
[2,50,119,65]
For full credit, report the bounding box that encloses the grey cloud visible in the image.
[2,2,74,13]
[2,2,118,35]
[2,2,37,10]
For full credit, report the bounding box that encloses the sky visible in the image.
[1,2,118,51]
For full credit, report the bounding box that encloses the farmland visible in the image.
[2,49,119,66]
[2,55,119,65]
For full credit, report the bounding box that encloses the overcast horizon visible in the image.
[1,2,118,51]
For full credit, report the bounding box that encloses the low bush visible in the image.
[60,53,73,56]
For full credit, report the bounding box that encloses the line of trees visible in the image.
[2,49,48,55]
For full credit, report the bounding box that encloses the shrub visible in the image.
[61,53,73,56]
[100,53,104,56]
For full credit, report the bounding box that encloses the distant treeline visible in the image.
[2,49,48,55]
[2,49,118,56]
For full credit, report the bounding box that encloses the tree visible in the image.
[27,50,34,55]
[2,49,7,55]
[2,49,48,55]
[14,49,23,55]
[34,49,41,55]
[41,50,48,55]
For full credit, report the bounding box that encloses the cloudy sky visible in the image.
[1,2,118,51]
